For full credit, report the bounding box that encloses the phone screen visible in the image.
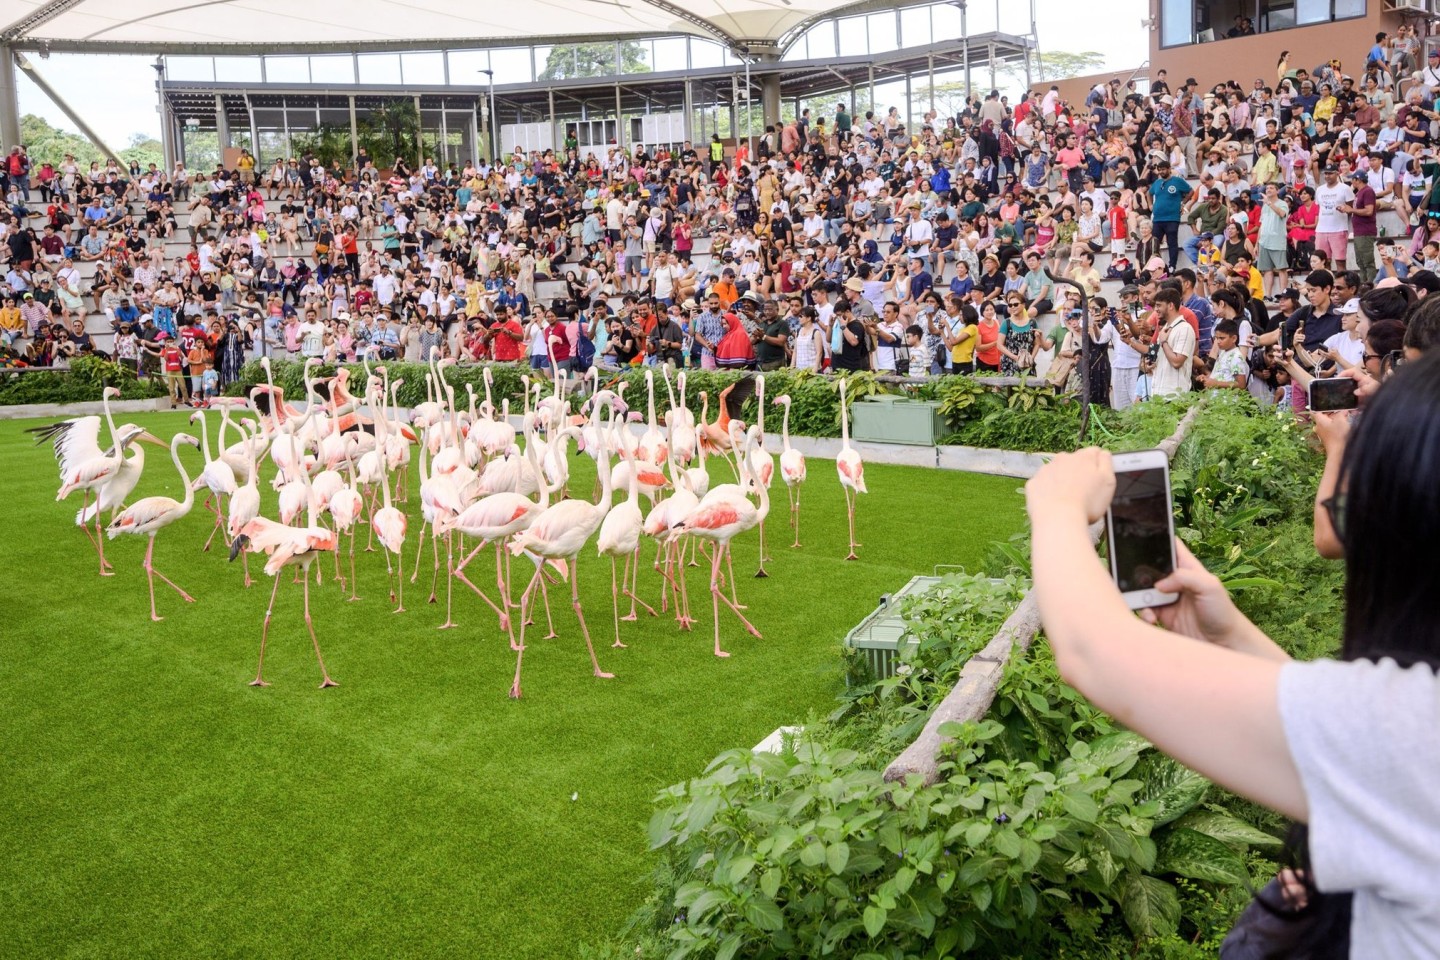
[1309,377,1359,412]
[1110,467,1175,593]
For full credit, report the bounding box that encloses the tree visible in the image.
[19,113,163,169]
[538,41,651,81]
[998,49,1108,92]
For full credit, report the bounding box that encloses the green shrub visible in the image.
[600,396,1338,959]
[0,356,168,405]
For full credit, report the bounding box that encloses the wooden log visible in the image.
[882,398,1207,787]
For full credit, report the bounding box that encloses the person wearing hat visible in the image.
[1315,166,1355,272]
[1147,157,1191,271]
[1421,46,1440,96]
[1340,168,1379,284]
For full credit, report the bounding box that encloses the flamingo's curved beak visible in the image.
[139,432,167,448]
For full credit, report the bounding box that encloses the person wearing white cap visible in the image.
[1319,298,1367,369]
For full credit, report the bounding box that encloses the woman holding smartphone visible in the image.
[1026,352,1440,958]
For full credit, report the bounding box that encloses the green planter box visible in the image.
[850,395,947,445]
[843,575,942,681]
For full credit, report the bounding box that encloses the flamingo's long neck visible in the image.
[195,410,214,465]
[172,437,195,512]
[840,378,851,448]
[781,401,792,452]
[756,377,766,443]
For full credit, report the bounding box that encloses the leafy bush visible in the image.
[634,575,1281,959]
[0,356,168,405]
[599,396,1341,959]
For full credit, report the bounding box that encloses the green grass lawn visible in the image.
[0,411,1027,959]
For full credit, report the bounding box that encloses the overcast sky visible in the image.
[16,0,1146,147]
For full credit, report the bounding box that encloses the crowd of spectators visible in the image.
[1,27,1438,407]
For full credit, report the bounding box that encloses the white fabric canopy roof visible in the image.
[1,0,896,51]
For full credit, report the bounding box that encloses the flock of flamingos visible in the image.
[31,354,869,697]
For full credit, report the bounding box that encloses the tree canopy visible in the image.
[538,41,651,81]
[20,114,163,169]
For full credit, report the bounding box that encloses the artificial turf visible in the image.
[0,411,1027,959]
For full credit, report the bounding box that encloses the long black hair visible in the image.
[1263,351,1440,958]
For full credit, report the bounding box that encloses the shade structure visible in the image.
[1,0,920,53]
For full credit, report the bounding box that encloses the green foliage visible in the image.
[539,41,652,81]
[20,114,163,169]
[624,570,1276,958]
[609,395,1342,959]
[0,357,168,405]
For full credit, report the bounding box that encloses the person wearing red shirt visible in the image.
[488,312,525,363]
[545,314,572,372]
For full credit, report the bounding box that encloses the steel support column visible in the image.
[215,93,230,150]
[682,77,693,144]
[413,94,423,168]
[348,95,359,169]
[615,82,624,151]
[0,46,18,152]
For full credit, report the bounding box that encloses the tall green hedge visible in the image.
[0,357,169,406]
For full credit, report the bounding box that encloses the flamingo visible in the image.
[327,436,366,602]
[636,368,667,466]
[505,415,618,699]
[107,432,202,622]
[230,419,341,689]
[747,374,776,576]
[836,376,867,560]
[31,386,125,566]
[596,413,657,649]
[370,387,409,613]
[671,423,768,658]
[641,428,699,628]
[774,394,808,548]
[190,409,238,552]
[226,419,263,588]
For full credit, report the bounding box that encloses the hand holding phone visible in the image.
[1106,450,1179,609]
[1309,376,1360,411]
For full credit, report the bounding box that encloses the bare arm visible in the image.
[1027,450,1307,822]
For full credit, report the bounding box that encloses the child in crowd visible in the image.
[1195,233,1222,295]
[905,324,931,379]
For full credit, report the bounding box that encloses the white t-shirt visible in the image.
[298,321,326,357]
[1279,656,1440,958]
[1323,330,1365,368]
[1315,182,1355,234]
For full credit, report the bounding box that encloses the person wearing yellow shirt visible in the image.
[944,296,979,373]
[0,296,22,346]
[1234,254,1266,301]
[236,149,257,187]
[1313,85,1337,126]
[1251,138,1280,188]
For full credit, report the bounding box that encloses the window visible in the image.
[1161,0,1365,47]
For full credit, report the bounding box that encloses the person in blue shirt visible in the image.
[1147,159,1192,270]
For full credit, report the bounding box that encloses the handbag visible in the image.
[1045,354,1077,388]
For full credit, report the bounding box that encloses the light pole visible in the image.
[480,68,497,165]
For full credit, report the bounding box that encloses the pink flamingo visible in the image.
[774,394,807,548]
[505,417,617,699]
[748,374,776,576]
[226,419,263,588]
[190,409,237,552]
[597,418,657,649]
[836,376,867,560]
[441,409,562,648]
[672,424,769,658]
[230,419,341,689]
[107,432,202,622]
[370,387,409,614]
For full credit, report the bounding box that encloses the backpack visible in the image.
[573,319,596,372]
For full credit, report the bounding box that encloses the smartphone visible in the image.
[1106,449,1179,610]
[1309,376,1360,411]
